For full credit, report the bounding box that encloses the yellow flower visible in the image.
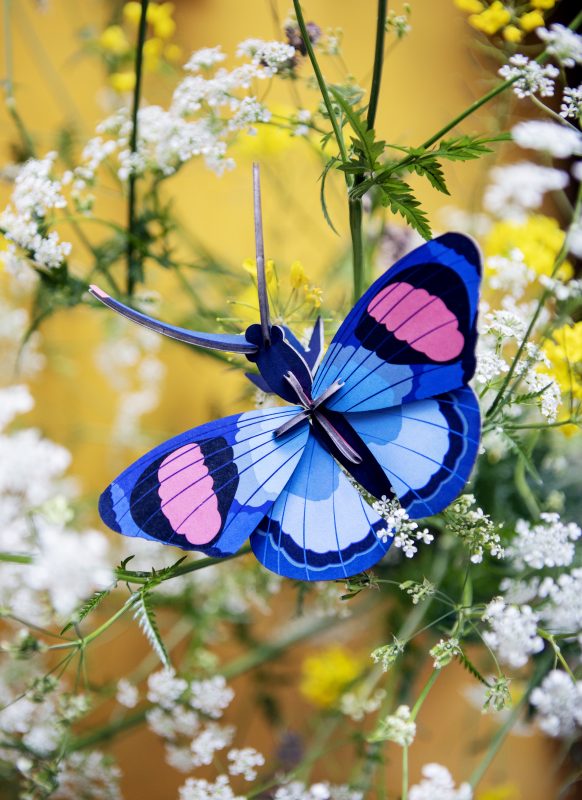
[300,647,361,708]
[503,25,523,43]
[164,43,182,62]
[531,0,555,9]
[469,2,511,36]
[123,2,142,25]
[290,260,307,289]
[147,2,176,39]
[241,258,278,295]
[99,25,130,55]
[484,215,572,281]
[543,322,582,401]
[109,71,136,93]
[143,37,163,72]
[305,286,323,309]
[519,10,545,32]
[454,0,484,12]
[477,784,520,800]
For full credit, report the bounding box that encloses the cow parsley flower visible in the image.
[370,705,416,746]
[445,495,504,564]
[561,85,582,120]
[147,669,188,709]
[482,598,543,669]
[540,568,582,634]
[188,675,234,718]
[430,638,462,669]
[227,747,265,781]
[512,120,582,159]
[499,55,559,99]
[190,723,234,766]
[373,497,432,557]
[184,46,227,72]
[236,39,296,75]
[179,775,244,800]
[508,513,581,570]
[484,163,568,219]
[537,24,582,68]
[530,670,582,737]
[371,638,405,672]
[409,763,472,800]
[483,675,512,714]
[116,679,138,709]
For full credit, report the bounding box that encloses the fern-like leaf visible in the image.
[134,592,170,667]
[456,651,489,686]
[61,589,110,635]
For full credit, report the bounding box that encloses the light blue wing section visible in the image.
[345,386,480,518]
[250,436,392,580]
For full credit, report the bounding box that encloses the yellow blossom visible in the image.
[99,25,130,55]
[143,37,163,72]
[477,784,520,800]
[531,0,555,9]
[290,260,307,289]
[469,2,511,36]
[484,215,572,281]
[454,0,484,12]
[503,25,523,43]
[305,286,323,309]
[164,43,182,62]
[147,2,176,39]
[519,10,545,32]
[241,258,277,294]
[123,2,142,25]
[300,647,361,708]
[543,322,582,401]
[109,71,136,93]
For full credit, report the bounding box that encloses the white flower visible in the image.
[538,25,582,69]
[512,121,582,159]
[499,55,559,99]
[147,669,188,709]
[190,722,234,766]
[508,513,581,570]
[184,46,226,72]
[531,670,582,738]
[0,385,34,431]
[228,96,271,132]
[54,751,123,800]
[189,675,234,718]
[540,568,582,634]
[340,686,386,721]
[482,598,543,669]
[371,638,405,672]
[561,85,582,120]
[409,763,472,800]
[116,679,138,709]
[236,39,296,75]
[372,705,416,747]
[179,775,244,800]
[483,162,568,220]
[373,497,432,556]
[227,747,265,781]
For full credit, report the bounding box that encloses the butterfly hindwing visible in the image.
[313,233,481,413]
[250,435,392,580]
[345,386,480,519]
[99,407,309,556]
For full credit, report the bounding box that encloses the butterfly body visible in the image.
[93,230,482,581]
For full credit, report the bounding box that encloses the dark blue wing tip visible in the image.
[436,232,482,276]
[98,486,121,533]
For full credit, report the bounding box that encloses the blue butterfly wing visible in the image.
[345,386,480,518]
[312,233,481,412]
[250,435,392,580]
[99,407,309,557]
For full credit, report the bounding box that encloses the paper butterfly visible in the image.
[91,166,481,581]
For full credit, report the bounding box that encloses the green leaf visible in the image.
[60,589,110,635]
[456,652,489,686]
[411,159,449,195]
[379,179,432,240]
[319,157,340,235]
[134,592,170,667]
[329,87,385,172]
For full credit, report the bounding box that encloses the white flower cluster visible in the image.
[372,495,433,557]
[539,568,582,635]
[272,782,363,800]
[445,495,504,564]
[0,152,72,270]
[371,638,405,672]
[430,637,462,669]
[179,775,243,800]
[508,513,581,570]
[146,670,252,776]
[236,38,296,74]
[499,55,559,99]
[530,670,582,738]
[484,162,568,220]
[512,120,582,160]
[409,763,472,800]
[340,685,386,722]
[537,25,582,69]
[482,598,543,669]
[561,85,582,120]
[372,704,416,747]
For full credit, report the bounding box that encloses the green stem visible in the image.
[538,630,577,681]
[410,669,440,720]
[49,595,138,652]
[116,545,252,585]
[126,0,149,296]
[292,0,347,164]
[469,652,552,789]
[402,745,409,800]
[349,198,364,301]
[367,0,387,131]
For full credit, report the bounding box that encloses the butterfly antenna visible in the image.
[253,163,271,346]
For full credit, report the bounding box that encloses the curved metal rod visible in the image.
[253,163,271,346]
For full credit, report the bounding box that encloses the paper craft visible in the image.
[91,165,481,581]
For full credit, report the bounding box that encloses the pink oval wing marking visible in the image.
[157,444,222,545]
[368,282,464,361]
